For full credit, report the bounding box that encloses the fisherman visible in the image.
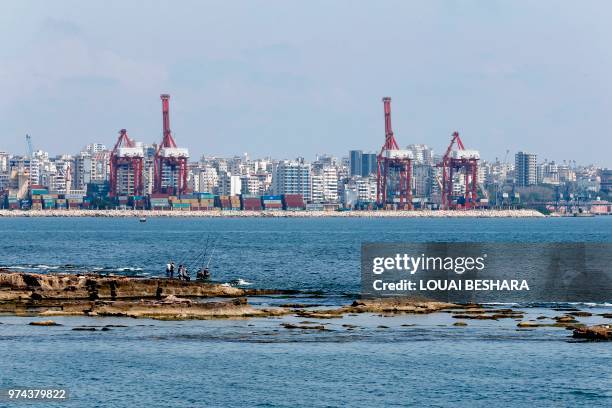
[183,266,190,282]
[170,262,175,279]
[166,261,172,278]
[196,267,210,281]
[177,264,184,280]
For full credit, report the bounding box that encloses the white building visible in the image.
[311,166,339,203]
[218,171,241,195]
[406,144,434,165]
[273,159,311,201]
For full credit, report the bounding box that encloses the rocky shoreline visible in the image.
[1,272,609,340]
[0,209,544,218]
[0,272,458,320]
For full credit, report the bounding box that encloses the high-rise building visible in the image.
[85,143,107,154]
[413,164,433,197]
[273,159,311,201]
[515,152,537,187]
[197,166,218,193]
[311,166,339,203]
[600,169,612,193]
[361,153,377,176]
[0,151,9,173]
[218,171,241,195]
[406,144,434,165]
[349,150,363,177]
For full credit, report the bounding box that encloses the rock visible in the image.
[536,316,548,320]
[517,321,542,328]
[451,308,523,320]
[0,271,244,302]
[452,314,497,320]
[600,313,612,319]
[281,323,327,330]
[569,311,592,317]
[453,322,468,326]
[572,325,612,341]
[377,325,389,329]
[72,327,96,331]
[340,298,456,315]
[29,320,61,326]
[162,295,192,304]
[555,315,578,324]
[278,303,323,308]
[243,289,300,296]
[295,311,343,319]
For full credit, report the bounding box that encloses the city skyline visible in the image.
[0,138,606,169]
[2,1,612,165]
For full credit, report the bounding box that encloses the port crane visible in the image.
[153,94,189,195]
[437,131,480,210]
[109,129,144,197]
[376,97,413,209]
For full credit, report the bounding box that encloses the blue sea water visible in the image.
[0,217,611,407]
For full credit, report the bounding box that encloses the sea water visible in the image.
[0,217,610,407]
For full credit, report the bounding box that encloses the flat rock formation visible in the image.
[0,271,244,302]
[573,324,612,340]
[10,297,286,320]
[295,298,457,319]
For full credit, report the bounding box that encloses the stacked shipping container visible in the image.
[282,194,305,210]
[261,195,283,210]
[241,195,262,211]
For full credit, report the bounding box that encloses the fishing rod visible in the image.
[172,233,211,272]
[205,240,218,269]
[184,235,212,271]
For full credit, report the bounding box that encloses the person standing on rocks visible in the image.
[166,261,172,278]
[170,262,175,279]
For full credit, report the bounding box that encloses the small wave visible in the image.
[235,278,252,286]
[224,279,253,286]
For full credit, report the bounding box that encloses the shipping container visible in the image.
[262,202,282,210]
[262,195,282,201]
[241,197,262,211]
[193,192,216,199]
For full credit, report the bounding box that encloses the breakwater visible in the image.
[0,209,544,218]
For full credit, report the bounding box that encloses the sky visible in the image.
[0,0,610,166]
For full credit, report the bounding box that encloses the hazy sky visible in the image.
[1,1,610,165]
